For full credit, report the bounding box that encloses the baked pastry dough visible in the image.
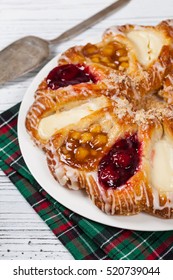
[138,114,173,218]
[25,92,112,148]
[59,20,173,99]
[25,20,173,218]
[46,105,173,218]
[46,107,116,190]
[25,61,133,148]
[158,70,173,104]
[46,108,144,215]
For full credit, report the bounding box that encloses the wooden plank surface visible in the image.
[0,0,172,260]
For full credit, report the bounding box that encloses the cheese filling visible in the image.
[151,139,173,192]
[38,96,108,140]
[127,30,166,66]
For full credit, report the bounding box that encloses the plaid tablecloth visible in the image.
[0,103,173,260]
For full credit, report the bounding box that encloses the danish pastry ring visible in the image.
[25,19,173,218]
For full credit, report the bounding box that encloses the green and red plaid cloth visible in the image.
[0,103,173,260]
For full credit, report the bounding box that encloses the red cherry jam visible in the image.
[46,64,97,89]
[98,134,140,189]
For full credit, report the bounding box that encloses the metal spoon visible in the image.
[0,0,130,85]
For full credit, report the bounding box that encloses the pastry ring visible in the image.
[25,19,173,218]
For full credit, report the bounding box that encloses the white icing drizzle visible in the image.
[143,183,150,208]
[103,26,124,38]
[26,20,173,218]
[58,54,72,64]
[133,183,144,202]
[46,140,83,190]
[124,188,136,214]
[152,187,173,218]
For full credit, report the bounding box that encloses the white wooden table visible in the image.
[0,0,172,260]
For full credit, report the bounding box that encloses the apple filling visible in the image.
[38,96,109,140]
[82,42,129,70]
[98,134,140,189]
[59,124,108,170]
[151,138,173,192]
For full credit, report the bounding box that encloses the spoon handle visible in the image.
[49,0,130,45]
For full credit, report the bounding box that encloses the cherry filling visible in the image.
[98,134,141,189]
[46,64,97,89]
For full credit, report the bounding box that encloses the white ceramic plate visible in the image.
[18,51,173,232]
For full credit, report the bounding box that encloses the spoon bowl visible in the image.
[0,0,130,84]
[0,36,49,84]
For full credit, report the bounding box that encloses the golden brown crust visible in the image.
[25,20,173,218]
[25,87,112,148]
[46,108,116,190]
[60,20,173,100]
[139,118,173,218]
[45,110,173,218]
[158,64,173,104]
